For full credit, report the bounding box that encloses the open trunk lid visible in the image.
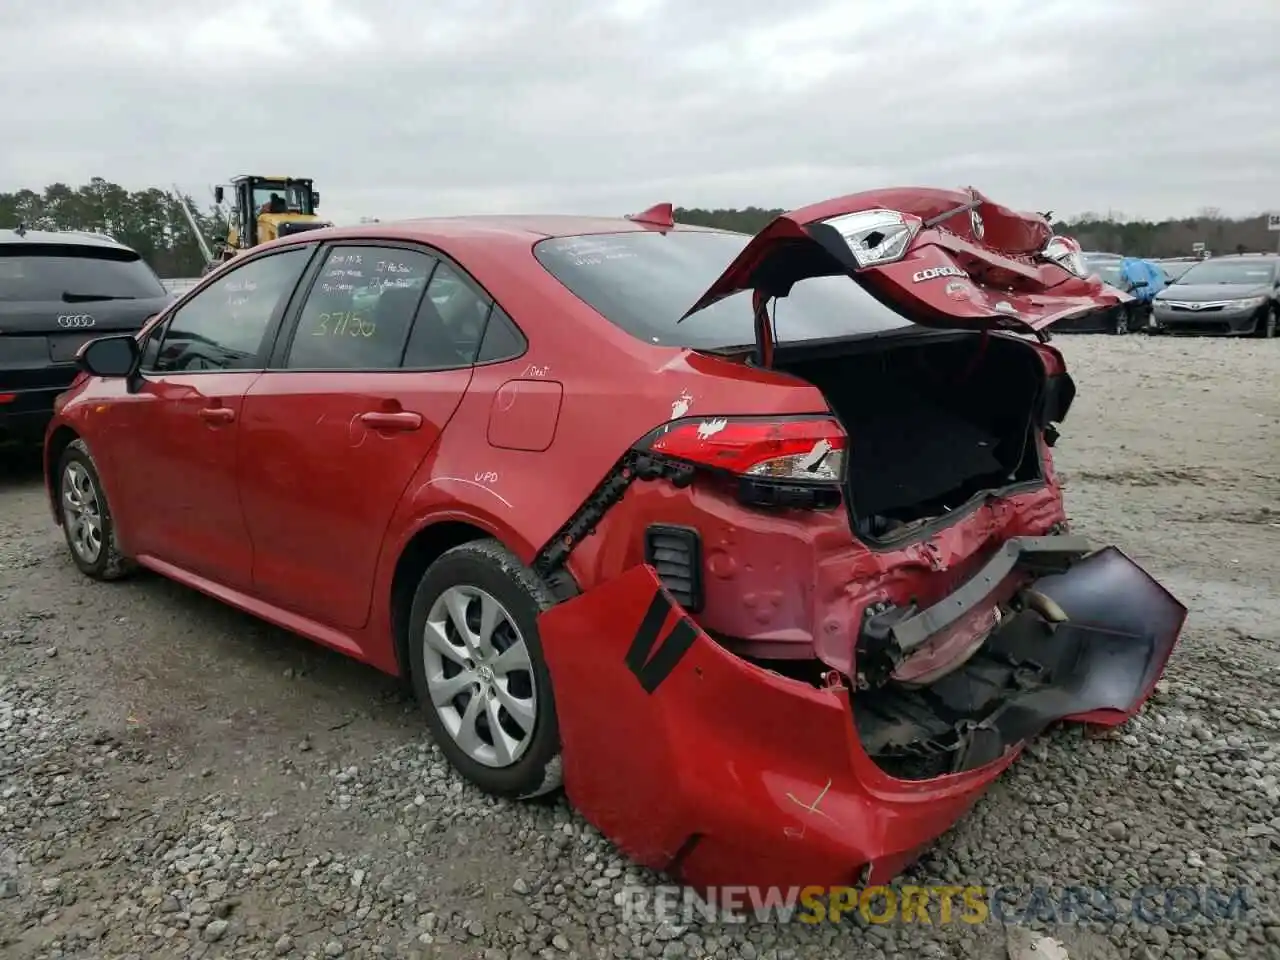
[678,186,1133,362]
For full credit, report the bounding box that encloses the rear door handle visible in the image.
[199,406,235,424]
[360,410,422,431]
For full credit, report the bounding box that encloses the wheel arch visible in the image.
[44,425,80,524]
[388,516,580,681]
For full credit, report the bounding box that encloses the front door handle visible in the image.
[360,410,422,431]
[199,406,235,425]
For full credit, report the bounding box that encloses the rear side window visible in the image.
[401,262,493,369]
[533,230,910,349]
[0,243,168,302]
[284,246,437,370]
[476,304,526,363]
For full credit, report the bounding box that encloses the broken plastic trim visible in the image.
[532,451,695,578]
[858,535,1091,686]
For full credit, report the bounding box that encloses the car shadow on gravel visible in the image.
[0,444,43,489]
[95,569,420,742]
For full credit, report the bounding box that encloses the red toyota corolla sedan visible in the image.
[44,187,1186,892]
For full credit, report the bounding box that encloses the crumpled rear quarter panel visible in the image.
[537,565,1012,891]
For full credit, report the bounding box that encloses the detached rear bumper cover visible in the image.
[537,548,1185,890]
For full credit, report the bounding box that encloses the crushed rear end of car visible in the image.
[539,545,1184,893]
[534,187,1184,892]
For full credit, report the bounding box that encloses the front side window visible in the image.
[284,245,436,370]
[150,247,309,373]
[251,182,312,215]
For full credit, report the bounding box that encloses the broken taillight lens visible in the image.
[822,209,920,269]
[637,416,847,482]
[1040,235,1089,278]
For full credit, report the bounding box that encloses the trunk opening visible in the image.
[774,330,1047,545]
[850,600,1056,781]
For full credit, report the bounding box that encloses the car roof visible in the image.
[275,214,735,255]
[0,228,133,250]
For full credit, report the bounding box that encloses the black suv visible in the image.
[0,227,173,443]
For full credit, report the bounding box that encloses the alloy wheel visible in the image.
[62,462,103,564]
[422,585,537,768]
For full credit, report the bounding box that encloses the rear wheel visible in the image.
[407,539,562,799]
[1111,307,1132,335]
[1252,306,1276,339]
[57,439,134,580]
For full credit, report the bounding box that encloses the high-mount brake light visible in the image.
[639,416,846,482]
[823,208,920,269]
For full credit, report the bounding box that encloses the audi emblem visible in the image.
[56,314,96,328]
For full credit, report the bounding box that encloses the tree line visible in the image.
[0,178,225,278]
[1,179,1273,279]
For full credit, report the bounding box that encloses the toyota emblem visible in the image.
[56,314,96,328]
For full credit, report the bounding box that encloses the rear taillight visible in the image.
[639,416,845,480]
[0,394,15,405]
[633,415,846,510]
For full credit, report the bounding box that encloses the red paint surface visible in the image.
[487,379,564,452]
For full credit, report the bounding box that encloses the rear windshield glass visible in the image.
[533,230,911,349]
[0,244,167,302]
[1088,260,1123,283]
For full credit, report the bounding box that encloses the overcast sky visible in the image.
[2,0,1277,225]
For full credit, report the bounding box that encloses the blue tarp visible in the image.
[1119,257,1166,302]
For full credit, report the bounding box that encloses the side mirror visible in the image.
[78,335,140,378]
[312,191,321,208]
[214,186,225,204]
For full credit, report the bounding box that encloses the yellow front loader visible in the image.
[207,175,332,271]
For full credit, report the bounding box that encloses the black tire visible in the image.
[56,438,135,580]
[1252,306,1276,339]
[406,539,562,799]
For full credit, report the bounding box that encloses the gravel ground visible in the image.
[1,335,1278,960]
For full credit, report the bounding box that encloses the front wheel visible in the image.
[407,539,563,799]
[1252,306,1276,339]
[1111,307,1132,335]
[57,439,134,580]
